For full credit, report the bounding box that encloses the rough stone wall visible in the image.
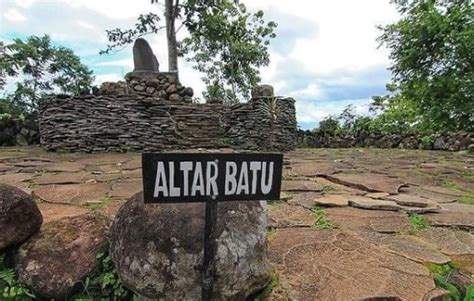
[297,130,474,152]
[0,114,39,146]
[39,78,297,152]
[223,97,297,152]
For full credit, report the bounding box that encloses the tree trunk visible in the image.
[165,0,179,73]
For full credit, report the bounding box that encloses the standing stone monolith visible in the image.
[133,38,160,72]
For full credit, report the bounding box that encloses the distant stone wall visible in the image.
[297,130,474,152]
[0,114,39,147]
[39,76,297,152]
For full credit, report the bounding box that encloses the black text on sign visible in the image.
[142,153,283,203]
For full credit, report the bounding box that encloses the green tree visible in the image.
[0,35,94,113]
[314,116,340,135]
[377,0,474,132]
[102,0,277,105]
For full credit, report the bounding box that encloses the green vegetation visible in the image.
[320,185,336,195]
[426,262,454,276]
[312,0,474,136]
[267,227,277,239]
[0,254,35,300]
[434,274,461,301]
[253,270,279,301]
[408,213,431,231]
[83,196,113,211]
[72,251,135,300]
[0,35,94,115]
[460,193,474,205]
[443,181,463,191]
[0,250,135,300]
[311,207,334,229]
[102,0,277,105]
[428,263,474,301]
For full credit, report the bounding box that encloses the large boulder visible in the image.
[15,213,110,300]
[0,184,42,251]
[110,192,271,300]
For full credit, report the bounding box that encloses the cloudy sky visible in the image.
[0,0,399,130]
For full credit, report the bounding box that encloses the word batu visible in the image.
[142,153,283,203]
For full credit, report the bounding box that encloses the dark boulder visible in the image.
[0,184,42,251]
[110,192,271,300]
[15,213,110,300]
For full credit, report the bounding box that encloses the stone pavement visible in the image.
[1,146,473,300]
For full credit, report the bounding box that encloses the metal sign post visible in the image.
[142,153,283,301]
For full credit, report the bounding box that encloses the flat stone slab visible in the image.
[281,180,325,192]
[42,162,84,173]
[37,203,89,223]
[268,228,436,301]
[425,212,474,230]
[324,173,407,194]
[33,183,111,205]
[384,194,435,208]
[419,228,474,256]
[348,196,402,211]
[399,186,458,203]
[33,172,94,185]
[109,179,142,199]
[325,207,412,234]
[289,192,349,209]
[362,232,452,265]
[290,162,341,177]
[268,203,315,228]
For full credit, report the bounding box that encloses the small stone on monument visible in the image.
[251,84,274,99]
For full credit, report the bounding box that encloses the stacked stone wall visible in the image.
[297,130,474,152]
[39,78,298,152]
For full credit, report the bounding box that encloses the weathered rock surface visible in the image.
[268,228,437,301]
[268,202,315,228]
[0,184,42,251]
[281,180,325,192]
[132,38,159,72]
[15,213,110,299]
[325,207,412,234]
[324,173,407,194]
[289,192,349,208]
[110,192,271,300]
[348,196,401,211]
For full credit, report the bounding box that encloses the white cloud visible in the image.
[14,0,35,8]
[76,20,95,30]
[290,83,325,99]
[94,74,123,85]
[296,98,372,124]
[1,0,400,129]
[4,8,27,22]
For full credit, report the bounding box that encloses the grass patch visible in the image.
[83,196,113,211]
[443,181,463,191]
[426,263,454,276]
[253,270,279,301]
[311,208,334,229]
[0,254,35,300]
[460,193,474,205]
[320,185,337,195]
[408,213,431,231]
[72,250,136,300]
[460,170,474,181]
[267,228,277,239]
